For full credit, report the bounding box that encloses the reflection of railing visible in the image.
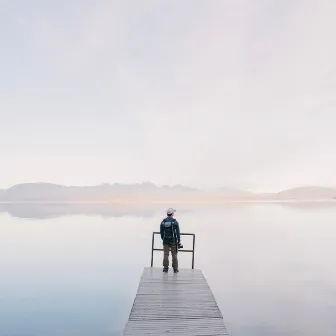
[150,232,196,269]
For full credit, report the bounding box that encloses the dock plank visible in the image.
[123,267,229,335]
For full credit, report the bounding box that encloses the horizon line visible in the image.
[1,181,336,194]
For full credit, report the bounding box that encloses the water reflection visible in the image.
[0,202,192,219]
[1,201,335,219]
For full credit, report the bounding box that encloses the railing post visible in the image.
[151,232,155,267]
[192,234,195,269]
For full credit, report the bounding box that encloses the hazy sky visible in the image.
[1,0,335,191]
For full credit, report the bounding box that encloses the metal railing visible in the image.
[150,232,196,269]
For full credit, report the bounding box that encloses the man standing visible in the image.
[160,208,181,273]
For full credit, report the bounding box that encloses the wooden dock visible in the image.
[123,267,229,335]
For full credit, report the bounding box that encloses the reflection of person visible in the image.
[160,208,181,273]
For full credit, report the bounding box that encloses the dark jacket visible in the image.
[160,217,180,245]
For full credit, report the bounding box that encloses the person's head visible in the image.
[166,208,176,217]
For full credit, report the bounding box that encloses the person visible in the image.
[160,208,181,273]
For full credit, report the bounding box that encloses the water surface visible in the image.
[1,203,335,335]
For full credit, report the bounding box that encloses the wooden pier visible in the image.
[123,267,229,335]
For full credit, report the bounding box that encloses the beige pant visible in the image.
[163,244,178,270]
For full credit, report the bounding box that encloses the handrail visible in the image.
[150,232,196,269]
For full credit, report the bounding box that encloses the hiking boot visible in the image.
[163,267,168,273]
[173,269,179,273]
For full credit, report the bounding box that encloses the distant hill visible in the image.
[276,186,336,200]
[0,183,336,202]
[0,182,200,202]
[0,182,255,202]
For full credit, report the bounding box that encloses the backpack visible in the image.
[162,219,177,242]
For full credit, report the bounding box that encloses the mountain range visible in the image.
[0,183,336,202]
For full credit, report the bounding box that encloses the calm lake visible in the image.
[1,202,336,336]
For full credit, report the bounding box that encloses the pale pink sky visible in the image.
[1,0,336,191]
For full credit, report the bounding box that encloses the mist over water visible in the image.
[1,203,335,335]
